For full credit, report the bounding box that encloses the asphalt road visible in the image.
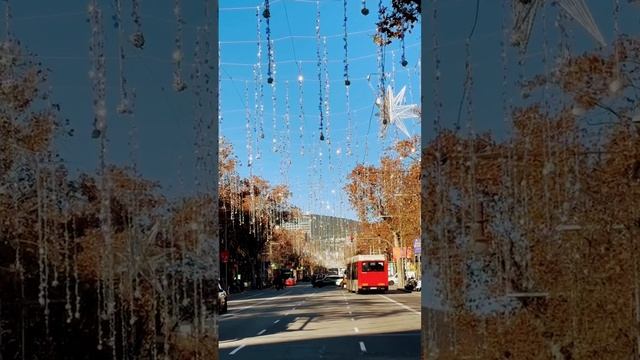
[218,283,421,359]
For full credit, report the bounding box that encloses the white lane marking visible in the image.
[354,327,359,333]
[229,344,246,355]
[274,319,280,324]
[228,289,294,305]
[227,289,294,313]
[257,329,266,335]
[378,294,421,315]
[359,341,367,352]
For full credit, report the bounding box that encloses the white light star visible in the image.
[511,0,605,52]
[376,85,420,138]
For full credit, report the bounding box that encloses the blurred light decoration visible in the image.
[114,0,134,114]
[172,0,187,91]
[511,0,543,50]
[3,0,11,39]
[511,0,605,52]
[280,80,292,179]
[322,35,333,172]
[557,0,606,46]
[376,85,420,138]
[129,0,144,48]
[245,81,253,168]
[88,1,106,140]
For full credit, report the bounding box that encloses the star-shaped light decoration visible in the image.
[511,0,606,53]
[376,85,420,138]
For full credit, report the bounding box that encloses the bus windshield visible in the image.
[362,261,385,272]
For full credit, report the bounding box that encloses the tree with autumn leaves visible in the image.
[421,36,640,359]
[218,138,306,289]
[0,39,302,359]
[345,136,420,287]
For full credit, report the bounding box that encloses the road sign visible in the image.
[393,247,414,260]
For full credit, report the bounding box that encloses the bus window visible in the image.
[362,261,385,272]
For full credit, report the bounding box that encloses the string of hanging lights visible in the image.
[315,0,325,141]
[343,0,350,86]
[172,0,187,91]
[263,0,274,84]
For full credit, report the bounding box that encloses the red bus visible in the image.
[345,255,388,293]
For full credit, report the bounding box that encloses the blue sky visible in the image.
[3,0,420,220]
[219,0,421,219]
[4,0,636,221]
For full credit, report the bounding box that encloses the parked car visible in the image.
[313,275,343,287]
[404,277,418,292]
[217,283,228,314]
[388,274,399,291]
[311,274,321,287]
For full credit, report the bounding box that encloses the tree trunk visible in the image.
[393,231,406,289]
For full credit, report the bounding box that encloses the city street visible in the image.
[218,283,421,359]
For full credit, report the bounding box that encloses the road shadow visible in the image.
[219,330,420,359]
[219,286,420,343]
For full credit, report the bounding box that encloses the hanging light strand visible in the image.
[297,66,305,155]
[323,36,331,144]
[345,82,353,156]
[271,69,278,152]
[172,0,186,91]
[401,35,408,67]
[315,0,325,141]
[115,0,134,114]
[263,0,274,84]
[343,0,350,86]
[255,7,265,140]
[377,0,387,109]
[129,0,144,48]
[4,0,12,40]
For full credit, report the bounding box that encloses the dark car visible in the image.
[217,283,228,314]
